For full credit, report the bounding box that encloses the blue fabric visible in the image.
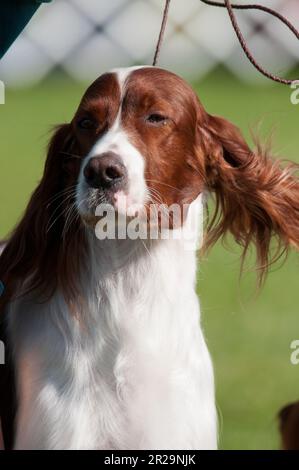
[0,1,52,59]
[0,281,4,297]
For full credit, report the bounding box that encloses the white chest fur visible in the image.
[10,201,217,450]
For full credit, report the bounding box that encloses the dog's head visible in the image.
[75,67,205,220]
[0,66,298,306]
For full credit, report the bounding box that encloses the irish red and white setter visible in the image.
[0,67,298,449]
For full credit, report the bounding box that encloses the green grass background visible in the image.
[0,69,298,449]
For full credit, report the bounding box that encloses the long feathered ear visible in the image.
[202,114,299,284]
[0,124,86,310]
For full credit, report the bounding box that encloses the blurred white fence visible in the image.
[0,0,298,87]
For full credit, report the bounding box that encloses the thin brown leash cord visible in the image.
[153,0,299,85]
[216,0,299,85]
[152,0,171,66]
[200,0,299,37]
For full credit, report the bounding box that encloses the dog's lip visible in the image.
[79,208,144,229]
[113,191,146,218]
[78,190,146,227]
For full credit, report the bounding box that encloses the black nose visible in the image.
[84,152,127,189]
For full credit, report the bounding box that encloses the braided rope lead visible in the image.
[200,0,299,38]
[153,0,171,66]
[201,0,299,85]
[153,0,299,85]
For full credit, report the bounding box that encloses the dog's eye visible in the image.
[78,118,96,130]
[146,114,168,126]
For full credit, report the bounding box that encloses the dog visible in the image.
[279,402,299,450]
[0,66,298,450]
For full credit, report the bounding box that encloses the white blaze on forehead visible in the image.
[79,66,150,214]
[110,65,150,92]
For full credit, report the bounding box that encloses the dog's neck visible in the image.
[81,231,198,333]
[82,195,203,327]
[11,195,218,450]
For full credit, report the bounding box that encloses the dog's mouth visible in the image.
[77,187,147,228]
[77,184,189,236]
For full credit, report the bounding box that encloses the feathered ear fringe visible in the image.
[202,114,299,286]
[0,124,87,312]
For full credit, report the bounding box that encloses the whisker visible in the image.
[62,203,78,242]
[147,187,163,202]
[46,193,78,233]
[145,179,180,192]
[140,239,151,258]
[50,190,77,210]
[60,151,83,160]
[46,185,78,207]
[148,189,164,204]
[148,190,170,218]
[46,191,77,231]
[62,199,87,244]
